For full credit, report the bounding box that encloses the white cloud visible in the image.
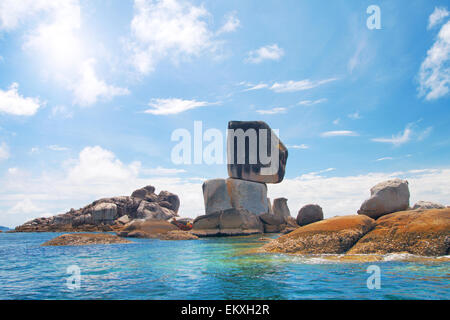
[321,130,359,137]
[428,7,449,29]
[270,78,338,93]
[0,83,41,116]
[0,142,10,160]
[241,83,269,92]
[418,20,450,100]
[298,98,327,106]
[418,126,433,141]
[142,166,186,175]
[144,98,216,115]
[128,0,218,75]
[348,111,361,119]
[8,198,43,215]
[376,157,393,161]
[216,11,240,35]
[51,105,73,119]
[268,168,450,219]
[245,44,284,64]
[256,107,287,115]
[372,125,412,146]
[332,118,340,125]
[48,145,69,152]
[287,144,309,150]
[72,59,130,106]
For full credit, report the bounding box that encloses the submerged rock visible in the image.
[117,219,178,238]
[227,120,288,184]
[412,201,445,210]
[159,230,199,240]
[358,179,410,219]
[296,204,323,226]
[263,215,375,254]
[41,233,132,246]
[192,208,264,237]
[349,208,450,256]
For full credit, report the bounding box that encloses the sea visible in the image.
[0,232,448,300]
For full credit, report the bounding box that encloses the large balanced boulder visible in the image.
[202,178,269,216]
[227,120,288,184]
[358,179,410,219]
[263,215,375,254]
[297,204,323,226]
[412,201,445,210]
[349,208,450,256]
[42,233,132,246]
[192,208,264,237]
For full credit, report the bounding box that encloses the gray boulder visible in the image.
[157,190,180,213]
[412,201,445,210]
[227,120,288,184]
[92,203,117,225]
[136,201,177,220]
[202,178,269,216]
[358,179,410,219]
[192,208,264,237]
[297,204,324,226]
[272,198,290,219]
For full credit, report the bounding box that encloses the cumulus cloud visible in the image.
[428,7,449,29]
[0,83,41,116]
[127,0,219,75]
[321,130,359,137]
[144,98,217,115]
[0,142,10,160]
[268,168,450,219]
[245,44,284,64]
[270,78,338,93]
[418,15,450,100]
[72,59,129,106]
[216,11,240,35]
[256,107,287,115]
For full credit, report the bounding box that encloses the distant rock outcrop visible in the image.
[117,219,179,238]
[15,186,180,232]
[297,204,324,226]
[412,201,445,210]
[358,179,410,219]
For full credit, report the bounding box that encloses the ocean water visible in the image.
[0,232,448,300]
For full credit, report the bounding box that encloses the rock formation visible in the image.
[349,208,450,256]
[297,204,324,226]
[412,201,445,210]
[358,179,410,219]
[264,215,375,254]
[41,233,132,246]
[15,186,180,232]
[227,121,288,184]
[193,120,291,236]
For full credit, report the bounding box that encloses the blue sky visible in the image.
[0,0,449,227]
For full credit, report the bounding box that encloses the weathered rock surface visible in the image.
[15,185,180,232]
[41,233,132,246]
[159,230,199,240]
[227,120,288,184]
[117,219,178,238]
[358,179,410,219]
[297,204,323,226]
[349,208,450,256]
[412,201,445,210]
[192,208,264,237]
[263,215,375,254]
[202,178,269,216]
[272,198,290,219]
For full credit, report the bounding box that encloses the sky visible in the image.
[0,0,449,228]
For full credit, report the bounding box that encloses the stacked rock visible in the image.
[192,121,291,236]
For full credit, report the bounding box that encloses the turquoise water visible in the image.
[0,232,448,300]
